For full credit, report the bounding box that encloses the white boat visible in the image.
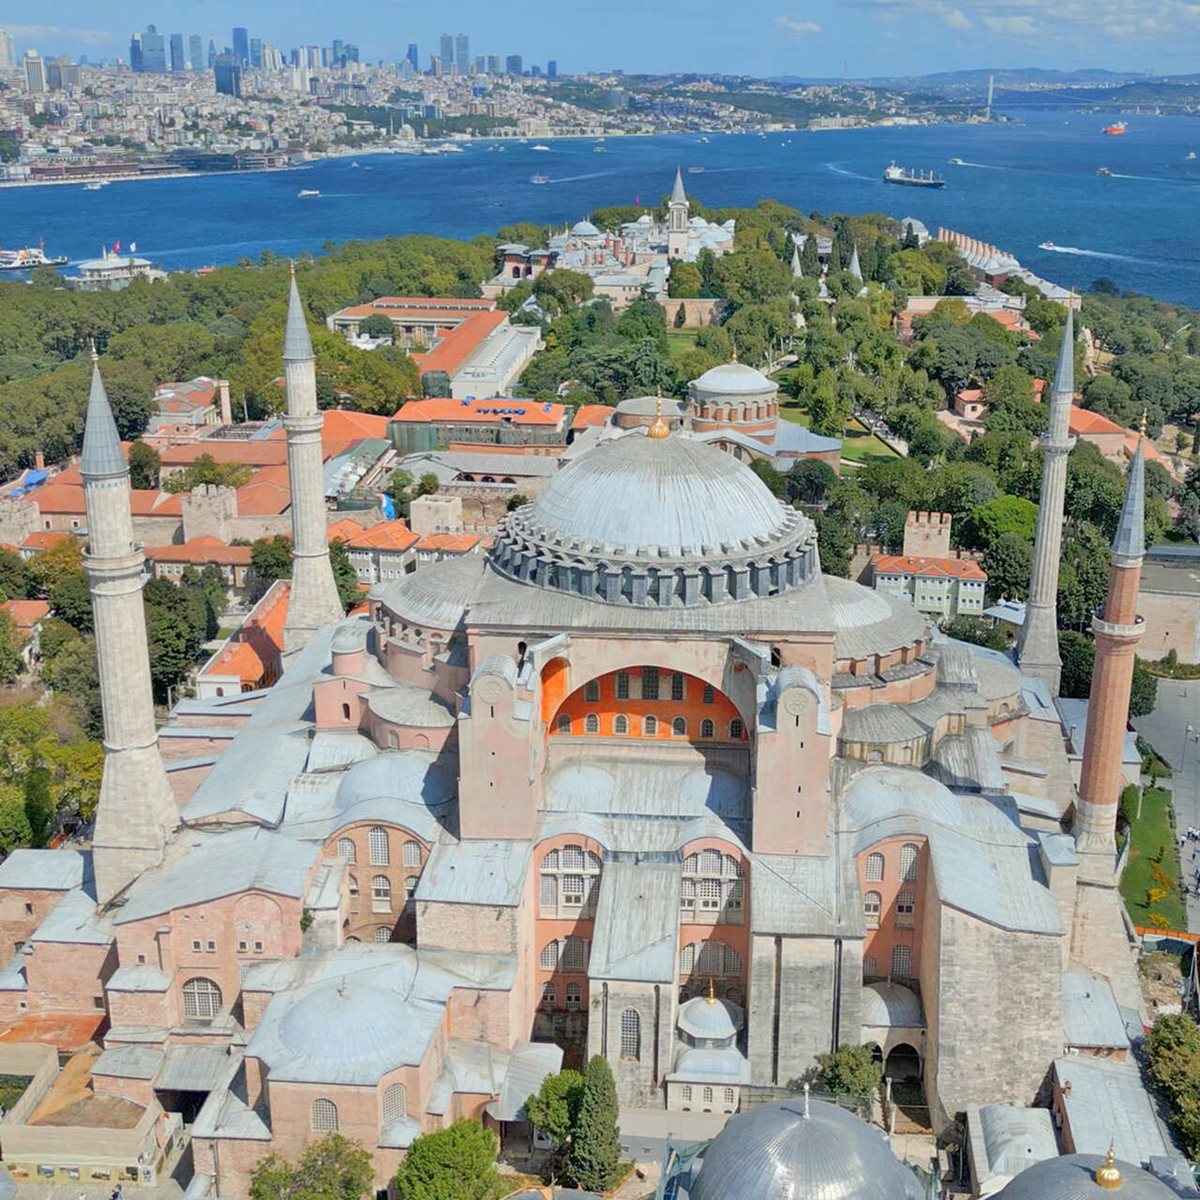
[1189,151,1197,160]
[530,144,550,151]
[530,174,550,185]
[948,157,965,165]
[593,146,606,153]
[83,182,103,191]
[298,189,320,197]
[350,161,359,168]
[1038,241,1057,250]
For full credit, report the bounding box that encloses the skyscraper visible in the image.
[232,26,250,65]
[213,54,243,97]
[22,50,47,93]
[455,34,470,76]
[406,43,419,72]
[208,39,217,68]
[439,34,455,74]
[188,34,203,70]
[250,37,262,67]
[547,59,558,78]
[0,28,15,71]
[169,33,184,72]
[506,54,523,75]
[132,24,166,72]
[486,54,500,74]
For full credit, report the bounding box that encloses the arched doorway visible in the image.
[885,1043,921,1081]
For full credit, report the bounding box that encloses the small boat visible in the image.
[1096,166,1113,177]
[593,146,606,153]
[687,166,704,173]
[1188,151,1197,160]
[530,174,550,185]
[948,157,965,165]
[1038,241,1057,250]
[298,189,320,197]
[1102,122,1127,136]
[350,161,359,168]
[530,144,550,152]
[83,181,103,191]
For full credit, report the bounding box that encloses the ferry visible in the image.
[1102,122,1127,136]
[948,157,965,165]
[882,163,945,189]
[687,166,704,173]
[0,243,68,271]
[530,174,551,185]
[1097,166,1113,177]
[530,144,551,152]
[297,189,320,197]
[83,181,103,191]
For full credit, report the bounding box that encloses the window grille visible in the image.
[368,826,389,865]
[311,1099,338,1132]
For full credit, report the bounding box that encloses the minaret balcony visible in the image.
[1091,611,1145,640]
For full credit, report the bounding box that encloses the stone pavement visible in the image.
[1131,678,1200,933]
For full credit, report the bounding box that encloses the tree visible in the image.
[329,540,359,612]
[940,615,1011,651]
[715,248,793,308]
[983,365,1043,438]
[250,1133,375,1200]
[813,1044,881,1098]
[981,532,1033,603]
[966,495,1039,549]
[251,536,294,586]
[1145,1015,1200,1157]
[392,1120,502,1200]
[787,458,837,506]
[0,611,23,683]
[1058,631,1157,717]
[0,786,32,855]
[814,510,854,578]
[145,603,193,702]
[416,473,440,497]
[0,548,32,602]
[49,570,94,632]
[128,439,162,491]
[358,314,395,340]
[667,262,702,299]
[561,1056,622,1192]
[524,1068,584,1146]
[749,458,786,498]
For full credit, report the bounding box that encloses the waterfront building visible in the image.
[69,247,167,292]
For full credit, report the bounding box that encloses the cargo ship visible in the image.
[0,243,68,271]
[1102,122,1127,136]
[883,162,945,189]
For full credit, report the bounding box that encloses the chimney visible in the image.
[219,379,232,425]
[34,450,45,471]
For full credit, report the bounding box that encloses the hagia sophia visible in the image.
[0,270,1175,1199]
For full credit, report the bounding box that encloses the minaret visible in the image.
[791,242,803,279]
[281,265,343,653]
[847,243,863,282]
[667,166,689,260]
[1075,439,1145,852]
[82,352,178,905]
[1017,308,1077,694]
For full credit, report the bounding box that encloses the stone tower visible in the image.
[1017,308,1077,695]
[667,167,689,260]
[281,266,343,654]
[1075,441,1145,852]
[82,354,178,905]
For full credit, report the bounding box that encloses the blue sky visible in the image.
[5,0,1198,76]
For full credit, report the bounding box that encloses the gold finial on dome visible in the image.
[1140,408,1149,437]
[730,342,738,364]
[647,386,670,440]
[707,977,715,1005]
[1095,1143,1122,1189]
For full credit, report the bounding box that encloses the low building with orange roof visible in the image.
[1,598,50,666]
[414,532,482,562]
[17,530,72,559]
[390,395,567,456]
[953,387,986,422]
[144,535,254,590]
[333,519,420,585]
[196,580,290,699]
[571,403,616,435]
[159,439,290,477]
[871,552,988,620]
[403,311,542,403]
[326,296,496,345]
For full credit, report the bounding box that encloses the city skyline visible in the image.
[6,0,1200,77]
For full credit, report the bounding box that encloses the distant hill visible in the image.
[768,68,1136,88]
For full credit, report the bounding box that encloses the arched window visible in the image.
[702,684,715,704]
[892,944,913,978]
[557,714,572,734]
[584,679,600,702]
[681,1085,693,1102]
[382,1083,407,1124]
[700,718,715,738]
[723,1087,735,1105]
[584,713,600,734]
[341,702,351,721]
[729,718,745,740]
[865,852,885,882]
[374,926,392,943]
[540,844,602,918]
[372,875,391,911]
[336,837,355,862]
[900,843,919,883]
[620,1008,641,1060]
[182,977,222,1020]
[614,714,629,734]
[641,667,660,700]
[369,826,389,866]
[403,840,422,868]
[540,981,556,1010]
[565,982,582,1011]
[702,1086,714,1104]
[896,891,915,928]
[540,940,560,970]
[864,891,881,928]
[644,715,658,736]
[311,1098,339,1132]
[671,673,686,701]
[672,717,687,738]
[562,936,589,973]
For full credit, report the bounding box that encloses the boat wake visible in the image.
[825,162,873,181]
[537,170,613,185]
[1037,244,1155,265]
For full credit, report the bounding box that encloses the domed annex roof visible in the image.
[996,1153,1178,1199]
[489,432,819,609]
[678,993,743,1041]
[690,360,775,398]
[862,980,924,1027]
[571,219,601,237]
[688,1097,924,1200]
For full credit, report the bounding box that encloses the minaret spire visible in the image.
[1017,308,1077,694]
[282,264,344,654]
[83,355,178,905]
[791,242,803,279]
[1075,439,1146,853]
[847,242,863,282]
[667,167,689,259]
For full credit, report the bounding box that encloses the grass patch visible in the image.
[1121,786,1188,931]
[664,329,699,360]
[778,402,811,426]
[841,417,901,465]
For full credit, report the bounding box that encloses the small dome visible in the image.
[280,982,416,1071]
[334,753,455,814]
[373,553,485,631]
[691,361,775,397]
[842,765,964,830]
[861,981,924,1027]
[678,994,743,1042]
[689,1097,923,1200]
[571,220,601,237]
[636,213,654,224]
[997,1154,1178,1200]
[824,574,894,626]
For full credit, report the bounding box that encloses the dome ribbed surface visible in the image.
[997,1154,1178,1200]
[678,995,743,1041]
[691,361,775,396]
[689,1098,924,1200]
[280,983,414,1064]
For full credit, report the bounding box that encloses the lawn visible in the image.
[1121,786,1189,931]
[777,405,899,465]
[664,329,699,361]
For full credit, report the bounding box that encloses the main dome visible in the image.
[489,432,819,609]
[691,361,775,397]
[688,1097,924,1200]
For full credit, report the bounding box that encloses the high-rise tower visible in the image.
[82,353,178,905]
[1075,441,1146,851]
[281,267,343,653]
[1017,308,1077,694]
[667,167,689,260]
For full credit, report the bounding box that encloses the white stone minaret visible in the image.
[667,167,689,260]
[83,352,178,905]
[281,265,343,654]
[1017,308,1077,695]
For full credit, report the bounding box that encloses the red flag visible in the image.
[113,240,121,254]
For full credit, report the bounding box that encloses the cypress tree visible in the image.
[562,1055,621,1192]
[801,234,820,279]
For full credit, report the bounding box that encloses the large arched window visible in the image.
[729,718,745,740]
[539,844,602,918]
[892,944,913,978]
[681,851,744,924]
[336,837,355,862]
[865,852,885,882]
[864,891,881,929]
[311,1098,339,1132]
[900,843,919,883]
[620,1009,641,1060]
[182,977,222,1020]
[679,940,742,977]
[643,715,658,737]
[584,713,600,734]
[372,875,392,912]
[562,936,589,973]
[540,940,560,971]
[672,717,687,738]
[700,718,715,739]
[382,1083,407,1124]
[402,840,423,868]
[374,926,392,943]
[613,714,629,735]
[369,826,389,866]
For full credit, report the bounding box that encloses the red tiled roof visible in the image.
[326,517,367,544]
[345,520,419,552]
[871,553,988,581]
[160,440,288,469]
[235,465,291,517]
[144,536,253,566]
[0,1012,104,1052]
[21,531,71,551]
[416,533,480,553]
[1067,406,1124,437]
[392,396,566,427]
[411,310,509,379]
[1,599,50,633]
[572,404,614,430]
[332,296,494,321]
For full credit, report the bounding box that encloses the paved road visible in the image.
[1132,679,1200,932]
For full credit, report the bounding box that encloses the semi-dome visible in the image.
[488,432,819,609]
[690,361,776,397]
[678,994,743,1042]
[278,981,417,1074]
[862,980,924,1027]
[689,1097,924,1200]
[996,1153,1178,1199]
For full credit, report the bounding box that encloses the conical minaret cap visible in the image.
[283,263,314,362]
[1110,438,1146,563]
[80,352,128,480]
[670,166,687,206]
[848,243,863,281]
[1045,308,1075,441]
[791,243,803,278]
